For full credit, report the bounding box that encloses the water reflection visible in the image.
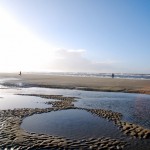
[0,95,51,110]
[0,85,150,149]
[133,96,150,127]
[0,86,150,129]
[75,93,150,129]
[21,109,123,140]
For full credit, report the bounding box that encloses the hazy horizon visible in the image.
[0,0,150,73]
[0,71,150,75]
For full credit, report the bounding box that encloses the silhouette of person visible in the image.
[19,71,21,76]
[112,73,114,78]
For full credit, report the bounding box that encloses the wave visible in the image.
[28,72,150,80]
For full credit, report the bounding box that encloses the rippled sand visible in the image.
[0,95,127,149]
[0,73,150,149]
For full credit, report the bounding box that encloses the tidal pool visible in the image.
[1,83,150,149]
[74,92,150,129]
[30,88,150,129]
[1,85,150,129]
[21,109,123,140]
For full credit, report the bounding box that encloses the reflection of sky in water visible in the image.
[0,84,150,129]
[74,92,150,129]
[21,109,123,140]
[20,87,150,129]
[0,95,51,110]
[0,78,19,83]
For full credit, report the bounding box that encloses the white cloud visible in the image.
[46,49,119,72]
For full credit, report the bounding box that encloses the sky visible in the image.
[0,0,150,73]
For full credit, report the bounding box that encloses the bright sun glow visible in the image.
[0,7,56,72]
[0,7,117,73]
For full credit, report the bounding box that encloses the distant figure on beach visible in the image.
[19,71,21,76]
[112,73,114,78]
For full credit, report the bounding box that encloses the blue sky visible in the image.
[0,0,150,73]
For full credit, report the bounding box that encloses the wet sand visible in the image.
[0,94,150,149]
[0,73,150,149]
[1,73,150,94]
[0,95,127,149]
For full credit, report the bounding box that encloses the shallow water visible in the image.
[0,94,51,110]
[0,85,53,110]
[20,87,150,129]
[1,83,150,149]
[74,92,150,129]
[1,86,150,129]
[21,109,124,140]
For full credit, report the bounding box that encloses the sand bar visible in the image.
[1,73,150,94]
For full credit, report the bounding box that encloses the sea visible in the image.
[28,72,150,80]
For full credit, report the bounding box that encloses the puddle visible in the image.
[21,109,123,140]
[0,95,52,110]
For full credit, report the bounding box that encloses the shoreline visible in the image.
[1,73,150,94]
[1,74,150,149]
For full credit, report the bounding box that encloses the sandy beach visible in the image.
[0,73,150,149]
[1,73,150,94]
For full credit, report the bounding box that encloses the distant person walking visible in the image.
[112,73,114,78]
[19,71,21,76]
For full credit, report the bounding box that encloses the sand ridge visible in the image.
[0,95,126,150]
